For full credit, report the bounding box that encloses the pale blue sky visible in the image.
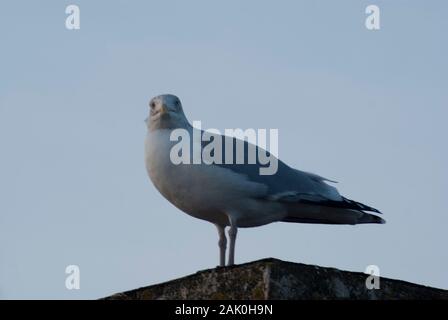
[1,1,447,299]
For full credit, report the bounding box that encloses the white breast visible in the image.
[144,129,271,225]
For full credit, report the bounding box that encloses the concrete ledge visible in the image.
[103,258,448,300]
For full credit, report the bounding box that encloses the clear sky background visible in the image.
[1,1,447,299]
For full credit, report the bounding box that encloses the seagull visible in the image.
[144,94,384,267]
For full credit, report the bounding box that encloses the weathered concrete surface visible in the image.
[104,258,448,300]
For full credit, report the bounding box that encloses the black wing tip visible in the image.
[342,197,382,214]
[294,196,383,214]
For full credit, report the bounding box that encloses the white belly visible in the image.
[144,129,285,227]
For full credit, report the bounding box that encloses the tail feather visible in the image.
[357,212,385,224]
[282,213,385,225]
[282,204,386,225]
[299,196,382,214]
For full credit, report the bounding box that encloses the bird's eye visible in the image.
[150,101,156,109]
[174,99,180,108]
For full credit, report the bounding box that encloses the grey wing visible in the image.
[201,132,381,214]
[201,132,342,201]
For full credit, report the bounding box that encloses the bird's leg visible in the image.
[215,224,227,267]
[227,219,238,266]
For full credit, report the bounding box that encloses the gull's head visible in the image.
[146,94,189,130]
